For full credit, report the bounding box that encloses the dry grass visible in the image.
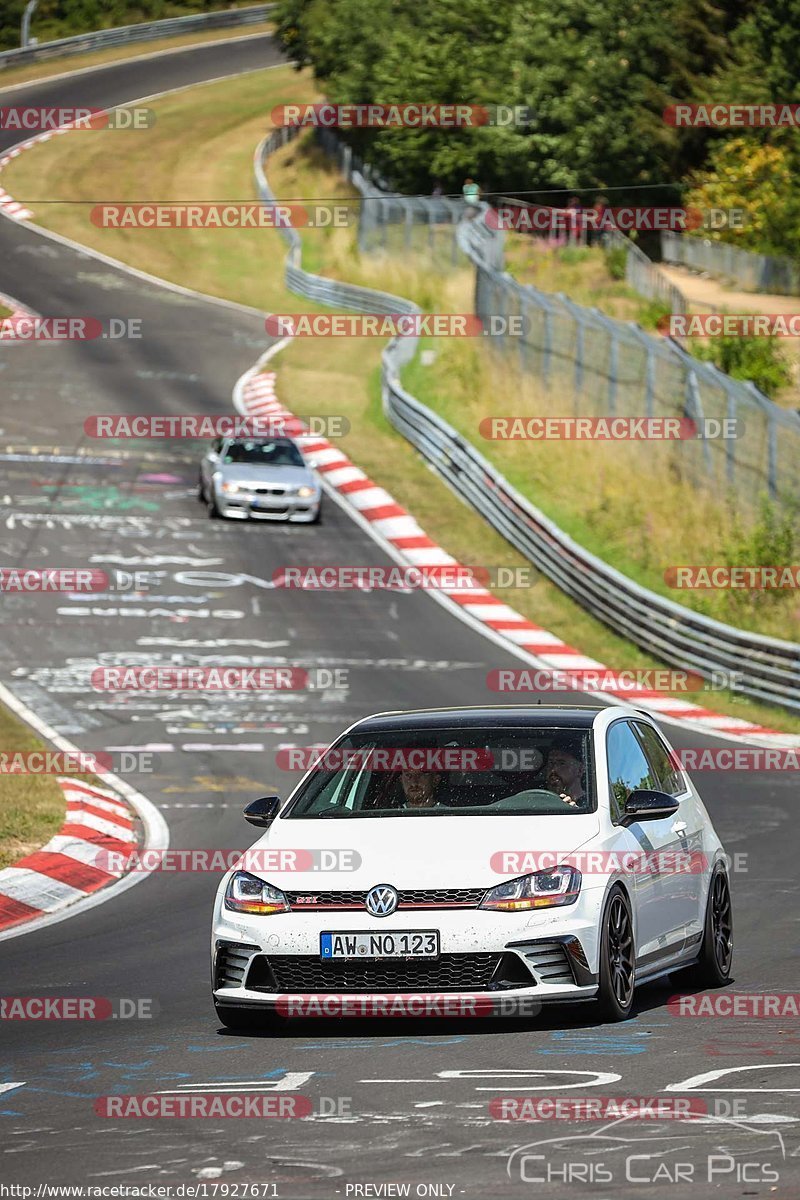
[504,238,656,322]
[0,707,67,869]
[404,342,800,644]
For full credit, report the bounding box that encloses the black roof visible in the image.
[350,706,604,734]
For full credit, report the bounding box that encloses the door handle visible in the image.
[672,821,688,834]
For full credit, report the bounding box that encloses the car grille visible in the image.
[250,485,287,496]
[250,953,504,992]
[214,941,259,988]
[519,941,576,985]
[285,887,487,911]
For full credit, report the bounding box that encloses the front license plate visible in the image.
[320,931,439,960]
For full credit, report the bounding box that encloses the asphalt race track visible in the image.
[1,33,799,1199]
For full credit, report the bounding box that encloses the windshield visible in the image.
[283,726,596,818]
[223,439,304,467]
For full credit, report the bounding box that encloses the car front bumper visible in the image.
[215,491,321,521]
[211,896,605,1013]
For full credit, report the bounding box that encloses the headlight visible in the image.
[480,866,581,912]
[221,482,241,494]
[224,871,289,915]
[297,485,316,498]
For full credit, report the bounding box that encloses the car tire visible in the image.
[197,475,206,501]
[214,1002,274,1034]
[207,494,221,520]
[595,886,636,1022]
[677,866,733,989]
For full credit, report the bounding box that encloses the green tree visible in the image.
[274,0,737,196]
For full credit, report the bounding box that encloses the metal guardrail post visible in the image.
[21,0,38,48]
[725,386,737,488]
[686,370,712,472]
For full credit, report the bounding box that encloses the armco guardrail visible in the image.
[662,230,800,296]
[0,5,274,70]
[257,128,799,713]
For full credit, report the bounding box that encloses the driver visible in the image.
[545,743,586,808]
[399,767,444,808]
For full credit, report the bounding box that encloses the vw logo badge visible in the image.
[365,884,398,917]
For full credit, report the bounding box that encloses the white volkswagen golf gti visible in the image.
[211,706,733,1028]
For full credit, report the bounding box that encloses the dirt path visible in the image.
[661,263,800,410]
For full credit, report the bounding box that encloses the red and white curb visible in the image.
[0,290,36,341]
[236,356,798,748]
[0,777,140,932]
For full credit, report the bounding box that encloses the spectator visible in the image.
[462,177,481,217]
[566,195,584,244]
[588,194,609,245]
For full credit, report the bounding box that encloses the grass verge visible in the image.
[3,69,797,733]
[0,707,68,869]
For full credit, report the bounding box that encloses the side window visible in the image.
[633,722,686,797]
[606,721,659,822]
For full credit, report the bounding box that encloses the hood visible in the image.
[239,811,601,890]
[216,462,314,488]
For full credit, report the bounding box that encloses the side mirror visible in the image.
[243,795,281,828]
[307,458,319,470]
[620,789,680,825]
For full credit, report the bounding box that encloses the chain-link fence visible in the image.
[456,217,799,504]
[662,231,800,296]
[314,129,799,508]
